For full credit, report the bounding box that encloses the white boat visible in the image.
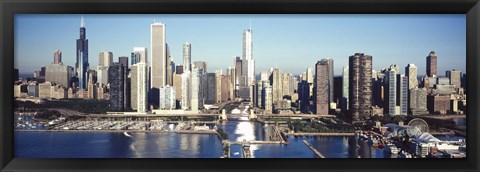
[123,132,132,137]
[233,152,240,155]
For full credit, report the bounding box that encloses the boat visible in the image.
[123,132,132,137]
[233,152,240,155]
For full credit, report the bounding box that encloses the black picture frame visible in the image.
[1,0,479,172]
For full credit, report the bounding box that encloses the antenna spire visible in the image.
[81,16,85,27]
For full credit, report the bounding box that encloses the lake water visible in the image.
[15,120,462,158]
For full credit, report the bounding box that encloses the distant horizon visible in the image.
[15,14,466,76]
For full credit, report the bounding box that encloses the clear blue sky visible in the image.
[15,14,466,76]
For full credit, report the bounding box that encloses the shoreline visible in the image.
[15,129,218,134]
[287,132,355,136]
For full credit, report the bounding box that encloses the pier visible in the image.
[302,140,325,158]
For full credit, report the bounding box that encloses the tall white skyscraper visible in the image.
[191,68,202,112]
[342,66,349,111]
[183,42,191,72]
[135,62,149,113]
[181,71,191,110]
[242,24,255,87]
[151,22,167,107]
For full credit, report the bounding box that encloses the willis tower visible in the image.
[76,16,89,90]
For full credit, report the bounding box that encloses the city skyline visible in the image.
[15,14,466,76]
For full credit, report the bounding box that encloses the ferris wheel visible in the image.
[407,118,429,137]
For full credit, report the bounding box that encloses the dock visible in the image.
[302,140,325,158]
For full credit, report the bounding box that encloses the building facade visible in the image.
[349,53,372,122]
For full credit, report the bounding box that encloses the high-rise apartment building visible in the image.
[315,60,329,115]
[108,63,127,111]
[349,53,372,122]
[160,85,176,110]
[181,72,191,110]
[342,66,349,112]
[183,42,191,72]
[321,58,334,104]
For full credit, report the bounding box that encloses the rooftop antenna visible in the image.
[81,15,84,27]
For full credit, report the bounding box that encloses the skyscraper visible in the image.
[410,88,429,115]
[385,68,397,116]
[181,72,191,110]
[160,85,176,110]
[118,56,129,69]
[342,66,349,112]
[405,64,418,90]
[271,68,282,104]
[193,61,207,73]
[315,60,330,115]
[75,16,89,90]
[221,75,232,102]
[191,68,202,111]
[242,25,255,87]
[215,69,223,103]
[46,50,74,88]
[349,53,372,122]
[399,74,408,115]
[131,47,147,65]
[426,51,437,77]
[98,51,113,67]
[321,58,334,105]
[96,66,109,86]
[183,42,191,72]
[238,24,255,101]
[446,69,461,88]
[54,49,62,64]
[263,82,273,114]
[166,43,173,86]
[136,62,149,113]
[205,73,216,104]
[151,22,167,107]
[405,64,418,114]
[108,62,127,111]
[234,56,242,97]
